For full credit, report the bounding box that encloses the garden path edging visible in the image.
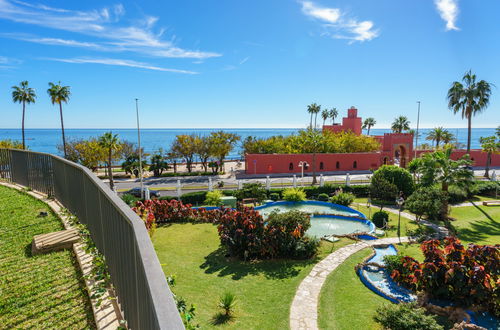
[289,236,408,330]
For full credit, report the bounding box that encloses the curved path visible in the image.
[290,236,409,330]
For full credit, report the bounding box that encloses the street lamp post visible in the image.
[366,197,372,219]
[298,161,309,187]
[396,195,405,244]
[135,98,144,200]
[415,101,421,158]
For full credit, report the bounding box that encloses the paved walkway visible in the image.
[290,236,409,330]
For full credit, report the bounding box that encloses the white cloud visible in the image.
[239,56,250,65]
[47,57,198,74]
[299,1,378,43]
[434,0,459,31]
[0,0,221,59]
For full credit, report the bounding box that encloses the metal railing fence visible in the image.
[0,148,184,330]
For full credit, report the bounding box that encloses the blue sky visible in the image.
[0,0,498,129]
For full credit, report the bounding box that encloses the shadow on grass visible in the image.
[448,202,499,243]
[199,247,319,280]
[210,312,234,326]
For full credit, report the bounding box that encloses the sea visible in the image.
[0,128,496,160]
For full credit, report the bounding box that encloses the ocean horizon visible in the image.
[0,127,495,159]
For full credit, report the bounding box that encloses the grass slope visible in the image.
[0,185,95,329]
[152,222,352,329]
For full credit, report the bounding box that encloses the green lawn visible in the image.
[449,203,499,245]
[0,185,95,329]
[152,222,353,329]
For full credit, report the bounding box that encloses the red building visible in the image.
[245,107,498,175]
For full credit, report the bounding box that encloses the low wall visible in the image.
[415,149,500,167]
[245,152,387,174]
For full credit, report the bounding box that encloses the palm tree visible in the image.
[447,70,492,154]
[98,132,121,191]
[391,116,410,133]
[329,108,338,124]
[479,136,499,178]
[441,130,455,146]
[362,117,376,135]
[48,82,71,158]
[496,125,500,138]
[307,103,321,129]
[426,127,446,148]
[11,81,36,150]
[321,109,329,127]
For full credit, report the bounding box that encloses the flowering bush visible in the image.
[390,237,500,317]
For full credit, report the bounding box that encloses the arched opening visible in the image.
[336,161,340,169]
[398,145,407,168]
[289,162,294,170]
[353,161,357,169]
[383,157,388,165]
[319,162,324,170]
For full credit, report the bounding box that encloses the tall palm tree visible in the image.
[441,130,455,146]
[479,136,499,178]
[321,109,329,127]
[426,127,446,148]
[391,116,410,133]
[362,117,376,135]
[329,108,338,124]
[98,132,121,191]
[447,70,492,154]
[307,103,321,129]
[48,82,71,158]
[11,81,36,150]
[496,125,500,139]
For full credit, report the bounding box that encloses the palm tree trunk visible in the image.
[22,101,26,150]
[312,152,317,185]
[314,113,318,130]
[485,153,491,178]
[466,113,472,154]
[108,152,114,191]
[59,103,67,158]
[367,126,371,135]
[310,113,313,129]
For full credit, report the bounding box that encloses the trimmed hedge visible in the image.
[180,191,207,205]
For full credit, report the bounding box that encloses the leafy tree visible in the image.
[121,154,147,177]
[307,103,321,129]
[480,135,500,178]
[0,139,24,149]
[149,149,169,177]
[98,132,121,191]
[321,109,329,126]
[195,135,212,172]
[235,183,267,202]
[58,138,106,171]
[415,147,473,218]
[407,157,423,183]
[11,81,36,150]
[171,134,198,173]
[405,187,448,221]
[329,107,338,124]
[497,125,500,138]
[371,165,414,197]
[119,140,145,161]
[47,81,71,158]
[362,117,376,135]
[299,128,323,184]
[447,70,492,154]
[391,116,410,133]
[370,175,398,209]
[209,131,240,173]
[167,150,180,173]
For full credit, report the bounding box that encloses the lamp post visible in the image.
[135,98,144,200]
[396,195,405,244]
[298,161,309,187]
[366,197,372,219]
[415,101,421,158]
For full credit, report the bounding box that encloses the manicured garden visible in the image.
[0,185,95,329]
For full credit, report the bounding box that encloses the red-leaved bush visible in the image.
[390,237,499,317]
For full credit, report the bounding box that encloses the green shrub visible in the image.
[121,193,139,207]
[473,181,499,196]
[204,190,223,206]
[317,193,330,201]
[218,291,237,317]
[330,192,355,206]
[374,303,443,330]
[405,187,447,221]
[234,183,267,202]
[158,195,177,201]
[371,165,414,197]
[265,184,370,199]
[282,188,306,202]
[269,192,280,201]
[406,225,436,242]
[447,185,468,204]
[370,175,399,204]
[180,191,207,205]
[372,211,389,228]
[383,254,403,274]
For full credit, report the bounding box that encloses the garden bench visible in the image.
[482,200,500,206]
[242,198,258,206]
[32,228,80,255]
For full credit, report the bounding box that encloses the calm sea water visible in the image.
[0,128,495,159]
